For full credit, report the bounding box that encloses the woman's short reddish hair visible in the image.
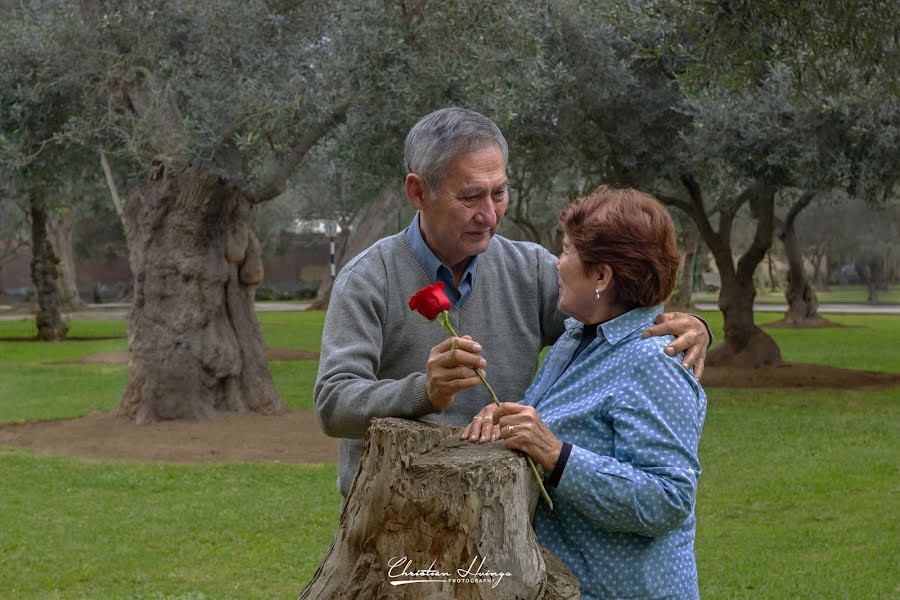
[559,185,680,308]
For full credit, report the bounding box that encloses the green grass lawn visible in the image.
[696,387,899,599]
[0,450,339,600]
[1,310,899,598]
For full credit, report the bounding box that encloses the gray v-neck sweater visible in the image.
[315,232,565,497]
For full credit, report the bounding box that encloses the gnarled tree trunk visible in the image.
[300,418,580,600]
[76,0,349,423]
[29,200,68,341]
[46,209,85,309]
[855,251,884,303]
[713,272,781,366]
[660,177,781,367]
[707,187,782,367]
[117,165,286,424]
[775,192,823,326]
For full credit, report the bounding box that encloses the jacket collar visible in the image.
[564,304,664,346]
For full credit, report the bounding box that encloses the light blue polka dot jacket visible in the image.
[525,305,707,600]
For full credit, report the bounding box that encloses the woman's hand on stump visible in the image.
[493,402,563,471]
[460,403,500,442]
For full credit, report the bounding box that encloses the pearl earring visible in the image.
[595,288,600,300]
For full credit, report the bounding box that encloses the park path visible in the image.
[694,302,900,315]
[0,302,312,321]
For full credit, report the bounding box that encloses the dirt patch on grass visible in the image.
[2,362,896,465]
[46,347,319,365]
[0,410,338,464]
[762,317,848,329]
[265,348,319,361]
[702,362,900,390]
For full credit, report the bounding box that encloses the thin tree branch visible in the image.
[736,185,777,283]
[655,194,693,216]
[784,190,817,229]
[246,101,350,205]
[679,174,735,279]
[679,174,719,247]
[100,150,126,230]
[717,182,761,256]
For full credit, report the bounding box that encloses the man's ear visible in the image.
[405,173,429,211]
[595,264,614,294]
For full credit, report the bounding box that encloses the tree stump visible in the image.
[299,418,580,600]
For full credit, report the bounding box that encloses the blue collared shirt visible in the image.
[524,305,707,600]
[404,213,479,307]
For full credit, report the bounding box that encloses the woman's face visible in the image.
[555,235,601,322]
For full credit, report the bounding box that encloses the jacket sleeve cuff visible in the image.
[690,313,714,348]
[544,441,573,487]
[409,374,436,417]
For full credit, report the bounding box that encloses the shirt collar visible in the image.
[564,304,664,346]
[404,212,479,282]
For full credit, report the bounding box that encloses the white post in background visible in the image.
[325,220,338,279]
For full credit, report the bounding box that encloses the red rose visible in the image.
[407,279,553,509]
[408,282,451,321]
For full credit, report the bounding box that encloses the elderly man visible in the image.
[315,107,709,500]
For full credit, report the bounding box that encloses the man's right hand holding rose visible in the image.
[425,335,486,411]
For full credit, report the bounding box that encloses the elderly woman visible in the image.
[463,186,707,600]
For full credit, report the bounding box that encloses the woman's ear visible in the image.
[595,264,614,294]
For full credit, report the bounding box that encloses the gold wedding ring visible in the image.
[506,425,514,435]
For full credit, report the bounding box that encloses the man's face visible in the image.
[412,144,508,271]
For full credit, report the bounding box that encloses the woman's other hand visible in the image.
[493,402,563,470]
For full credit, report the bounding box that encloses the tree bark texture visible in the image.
[29,201,69,341]
[117,166,286,424]
[712,275,781,366]
[46,210,85,308]
[300,418,581,600]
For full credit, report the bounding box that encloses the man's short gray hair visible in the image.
[404,107,509,197]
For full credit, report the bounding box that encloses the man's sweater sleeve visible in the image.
[314,267,436,439]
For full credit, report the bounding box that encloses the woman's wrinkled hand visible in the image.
[493,402,562,471]
[460,403,500,443]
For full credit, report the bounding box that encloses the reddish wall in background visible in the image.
[1,241,331,298]
[0,253,131,291]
